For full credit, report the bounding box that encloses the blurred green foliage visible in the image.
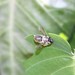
[0,0,75,75]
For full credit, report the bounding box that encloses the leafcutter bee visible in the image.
[34,27,53,47]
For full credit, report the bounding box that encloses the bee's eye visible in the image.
[48,37,53,43]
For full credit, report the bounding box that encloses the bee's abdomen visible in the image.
[34,35,42,43]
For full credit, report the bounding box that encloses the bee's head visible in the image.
[48,37,53,43]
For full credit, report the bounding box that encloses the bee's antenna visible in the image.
[39,26,47,36]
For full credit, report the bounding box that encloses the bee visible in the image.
[34,27,53,47]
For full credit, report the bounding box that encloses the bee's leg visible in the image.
[35,44,42,49]
[35,44,43,55]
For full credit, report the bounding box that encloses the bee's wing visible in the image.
[39,26,47,36]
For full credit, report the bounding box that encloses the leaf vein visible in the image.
[26,56,71,72]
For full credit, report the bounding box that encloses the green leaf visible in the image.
[25,33,75,75]
[70,33,75,49]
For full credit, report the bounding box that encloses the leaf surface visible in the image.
[25,33,75,75]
